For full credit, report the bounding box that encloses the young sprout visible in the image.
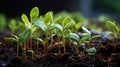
[21,7,40,54]
[48,16,77,54]
[86,47,97,62]
[66,32,80,54]
[4,6,39,59]
[80,27,100,45]
[32,36,46,55]
[77,26,100,54]
[5,28,32,59]
[86,47,97,55]
[106,21,120,46]
[48,23,63,55]
[19,29,32,59]
[9,19,18,34]
[27,50,35,59]
[4,34,19,56]
[33,34,55,55]
[61,17,76,54]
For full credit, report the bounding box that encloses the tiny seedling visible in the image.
[106,21,120,46]
[27,50,35,59]
[66,33,80,53]
[4,34,19,56]
[77,26,100,54]
[86,47,97,62]
[86,47,97,55]
[80,26,100,45]
[9,19,18,34]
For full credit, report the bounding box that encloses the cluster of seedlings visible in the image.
[3,7,95,58]
[0,7,120,67]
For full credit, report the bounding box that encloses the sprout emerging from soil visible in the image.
[86,47,97,55]
[106,21,120,46]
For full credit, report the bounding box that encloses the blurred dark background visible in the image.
[0,0,120,18]
[0,0,73,18]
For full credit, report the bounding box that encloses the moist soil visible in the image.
[0,31,120,67]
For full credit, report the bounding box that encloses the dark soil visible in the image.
[0,31,120,67]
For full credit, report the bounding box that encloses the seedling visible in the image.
[86,47,97,62]
[4,34,19,56]
[106,21,120,46]
[21,7,56,56]
[9,19,18,34]
[71,26,100,54]
[20,7,49,58]
[86,47,97,55]
[4,29,32,59]
[48,23,63,54]
[61,17,76,54]
[80,27,100,45]
[33,33,55,55]
[27,50,35,59]
[54,17,76,54]
[66,32,80,54]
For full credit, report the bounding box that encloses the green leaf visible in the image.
[18,21,26,33]
[11,34,18,39]
[21,14,30,24]
[9,19,18,33]
[54,16,62,23]
[4,37,18,42]
[21,14,31,28]
[75,22,81,30]
[69,19,76,29]
[82,27,91,34]
[39,16,44,22]
[62,17,76,30]
[30,7,39,21]
[19,29,32,42]
[86,47,97,55]
[80,33,91,42]
[106,21,119,32]
[31,26,37,33]
[66,33,79,42]
[49,23,63,31]
[62,17,71,28]
[44,11,53,25]
[27,50,34,54]
[90,35,101,40]
[32,36,45,45]
[32,19,47,31]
